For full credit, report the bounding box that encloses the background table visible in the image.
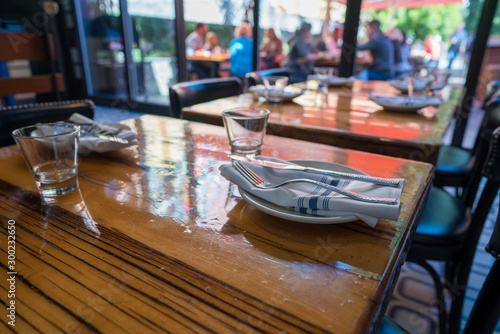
[0,115,433,333]
[182,81,463,165]
[187,53,230,78]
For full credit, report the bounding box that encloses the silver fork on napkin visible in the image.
[233,161,398,205]
[230,155,400,187]
[67,121,129,144]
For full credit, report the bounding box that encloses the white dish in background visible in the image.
[369,93,443,113]
[249,85,304,102]
[389,79,446,93]
[310,75,356,87]
[238,160,365,224]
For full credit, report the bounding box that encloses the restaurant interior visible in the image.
[1,0,500,333]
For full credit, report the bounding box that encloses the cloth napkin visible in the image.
[68,113,138,154]
[220,156,405,227]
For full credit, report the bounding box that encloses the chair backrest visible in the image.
[0,23,66,104]
[245,68,290,88]
[482,80,500,109]
[464,98,500,206]
[169,77,242,118]
[462,127,500,334]
[0,100,95,147]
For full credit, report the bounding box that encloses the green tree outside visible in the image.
[362,4,464,42]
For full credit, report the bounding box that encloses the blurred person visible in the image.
[400,33,414,72]
[229,22,253,77]
[186,23,210,79]
[259,28,283,70]
[424,34,440,69]
[386,27,411,77]
[321,0,343,58]
[286,22,315,83]
[186,23,208,55]
[447,22,468,70]
[357,20,394,81]
[204,31,221,53]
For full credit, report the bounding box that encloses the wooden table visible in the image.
[0,115,434,333]
[187,53,230,78]
[182,80,463,165]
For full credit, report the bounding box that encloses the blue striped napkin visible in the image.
[220,156,405,227]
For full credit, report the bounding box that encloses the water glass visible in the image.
[222,107,270,157]
[262,76,289,105]
[12,123,80,197]
[314,67,334,92]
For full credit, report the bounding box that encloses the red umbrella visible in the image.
[335,0,462,10]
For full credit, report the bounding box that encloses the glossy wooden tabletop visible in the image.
[0,115,434,333]
[182,80,463,165]
[187,53,230,62]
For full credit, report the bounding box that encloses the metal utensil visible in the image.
[80,129,129,144]
[229,155,400,187]
[233,160,398,205]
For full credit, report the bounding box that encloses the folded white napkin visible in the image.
[220,156,405,227]
[68,113,138,154]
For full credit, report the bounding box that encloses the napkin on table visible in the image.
[220,156,405,227]
[68,113,138,154]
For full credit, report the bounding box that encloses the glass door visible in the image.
[78,0,128,99]
[77,0,179,108]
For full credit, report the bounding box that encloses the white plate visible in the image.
[238,160,366,224]
[249,85,304,101]
[389,79,445,93]
[369,93,442,113]
[310,75,356,87]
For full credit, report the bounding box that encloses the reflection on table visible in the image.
[0,115,434,333]
[182,80,464,165]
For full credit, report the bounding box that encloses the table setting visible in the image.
[220,155,404,227]
[249,84,305,102]
[219,106,405,228]
[68,113,139,154]
[369,92,443,113]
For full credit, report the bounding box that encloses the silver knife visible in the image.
[81,130,129,144]
[229,155,400,187]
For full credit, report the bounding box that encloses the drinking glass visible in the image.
[222,107,270,157]
[262,76,289,105]
[12,123,80,197]
[313,67,334,93]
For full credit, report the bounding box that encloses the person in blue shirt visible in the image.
[357,20,394,81]
[229,23,253,77]
[286,22,315,83]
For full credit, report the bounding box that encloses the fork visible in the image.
[233,161,398,205]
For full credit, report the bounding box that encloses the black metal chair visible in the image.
[245,68,290,88]
[463,187,500,334]
[0,100,95,147]
[407,126,500,334]
[433,96,500,203]
[169,77,242,118]
[482,80,500,109]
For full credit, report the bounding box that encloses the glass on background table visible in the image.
[0,115,434,333]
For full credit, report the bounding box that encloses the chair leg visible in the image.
[410,259,448,334]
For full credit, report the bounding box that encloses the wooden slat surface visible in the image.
[182,80,463,165]
[0,115,434,333]
[0,74,65,96]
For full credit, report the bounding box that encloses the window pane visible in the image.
[183,0,254,80]
[79,0,128,99]
[127,0,178,105]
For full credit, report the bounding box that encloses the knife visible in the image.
[229,155,400,187]
[81,130,129,144]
